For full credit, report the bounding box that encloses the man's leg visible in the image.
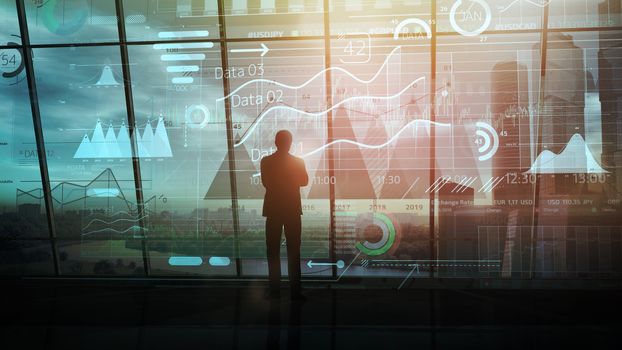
[265,217,283,297]
[284,215,302,297]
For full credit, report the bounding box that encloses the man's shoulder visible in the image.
[261,154,276,164]
[288,154,304,163]
[262,152,303,165]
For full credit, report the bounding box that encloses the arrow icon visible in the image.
[307,260,345,269]
[230,43,269,57]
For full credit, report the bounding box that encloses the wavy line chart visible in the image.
[250,118,451,178]
[218,46,403,101]
[88,211,135,218]
[300,119,451,158]
[81,225,149,236]
[81,216,149,231]
[234,76,426,146]
[497,0,550,14]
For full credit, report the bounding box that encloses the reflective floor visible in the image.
[1,281,621,349]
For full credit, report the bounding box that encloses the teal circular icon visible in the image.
[41,0,88,36]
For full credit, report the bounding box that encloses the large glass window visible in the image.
[329,0,431,36]
[3,0,622,282]
[529,30,622,278]
[0,0,21,43]
[128,42,237,276]
[328,38,433,279]
[0,51,49,239]
[0,1,53,273]
[225,40,331,277]
[33,46,144,275]
[437,0,544,34]
[24,0,119,44]
[435,33,542,278]
[123,0,220,42]
[548,0,622,29]
[223,0,324,38]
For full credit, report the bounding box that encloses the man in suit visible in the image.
[260,130,308,300]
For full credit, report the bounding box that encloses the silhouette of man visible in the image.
[261,130,308,300]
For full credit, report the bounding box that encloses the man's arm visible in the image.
[298,158,308,187]
[260,157,270,189]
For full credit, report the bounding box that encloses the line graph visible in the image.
[234,85,443,146]
[299,119,451,158]
[16,169,135,211]
[497,0,550,13]
[250,117,450,178]
[81,216,148,231]
[218,46,404,101]
[234,76,426,146]
[81,225,148,236]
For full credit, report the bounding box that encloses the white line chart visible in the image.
[81,216,148,231]
[299,118,451,158]
[250,118,451,177]
[218,46,404,101]
[87,211,134,218]
[234,76,427,147]
[81,225,147,236]
[497,0,550,13]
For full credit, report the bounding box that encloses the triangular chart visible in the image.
[73,119,173,159]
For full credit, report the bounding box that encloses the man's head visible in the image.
[274,130,293,153]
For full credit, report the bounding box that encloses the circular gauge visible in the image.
[475,121,499,161]
[184,104,211,129]
[449,0,492,37]
[0,41,25,85]
[355,212,400,256]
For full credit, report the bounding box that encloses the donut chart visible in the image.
[0,41,25,85]
[184,105,211,129]
[355,212,398,256]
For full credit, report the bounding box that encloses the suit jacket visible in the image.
[260,152,308,218]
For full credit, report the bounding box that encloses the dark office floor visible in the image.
[1,281,621,350]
